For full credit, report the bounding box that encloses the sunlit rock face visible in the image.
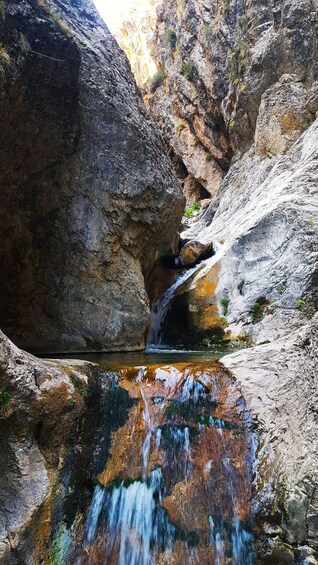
[112,0,159,88]
[0,0,184,354]
[222,314,318,564]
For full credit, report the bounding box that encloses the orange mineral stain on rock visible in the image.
[78,361,254,565]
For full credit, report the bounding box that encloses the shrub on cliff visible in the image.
[149,69,165,92]
[165,27,177,49]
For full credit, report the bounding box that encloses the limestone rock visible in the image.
[0,330,90,563]
[0,0,184,354]
[179,240,213,267]
[222,315,318,560]
[183,119,318,346]
[255,75,318,157]
[139,0,318,199]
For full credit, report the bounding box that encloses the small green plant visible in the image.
[295,298,306,309]
[149,69,165,92]
[237,280,244,295]
[250,296,269,323]
[184,202,200,218]
[220,298,230,316]
[0,391,11,408]
[192,136,200,147]
[175,121,186,134]
[71,376,86,399]
[205,151,212,161]
[165,27,177,49]
[0,391,12,416]
[182,60,193,79]
[226,14,249,84]
[229,120,236,128]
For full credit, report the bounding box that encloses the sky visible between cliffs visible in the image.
[93,0,158,87]
[93,0,135,32]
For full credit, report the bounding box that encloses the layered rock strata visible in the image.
[0,0,184,354]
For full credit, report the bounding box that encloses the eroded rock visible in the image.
[0,330,91,563]
[0,0,184,354]
[222,315,318,560]
[179,240,213,267]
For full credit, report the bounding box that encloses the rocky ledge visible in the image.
[222,314,318,563]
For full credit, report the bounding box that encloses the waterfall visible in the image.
[146,244,222,349]
[76,363,255,564]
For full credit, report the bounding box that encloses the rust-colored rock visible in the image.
[179,240,213,267]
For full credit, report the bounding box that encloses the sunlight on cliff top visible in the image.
[93,0,158,88]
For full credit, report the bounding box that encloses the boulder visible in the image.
[0,0,184,354]
[179,240,213,267]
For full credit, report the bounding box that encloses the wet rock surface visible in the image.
[178,240,213,267]
[0,330,91,564]
[222,314,318,562]
[57,361,254,564]
[0,0,184,354]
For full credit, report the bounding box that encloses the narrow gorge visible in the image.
[0,0,317,564]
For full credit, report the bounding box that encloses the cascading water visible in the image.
[147,252,219,349]
[70,362,254,565]
[51,254,255,565]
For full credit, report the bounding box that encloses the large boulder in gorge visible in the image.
[0,0,184,354]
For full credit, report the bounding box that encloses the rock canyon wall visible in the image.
[0,0,184,354]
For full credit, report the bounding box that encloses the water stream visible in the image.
[50,265,255,565]
[69,361,254,565]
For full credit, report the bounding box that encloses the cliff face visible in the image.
[141,0,318,561]
[145,0,317,202]
[145,0,318,343]
[0,0,184,354]
[113,0,159,88]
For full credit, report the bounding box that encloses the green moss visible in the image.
[220,298,230,316]
[165,27,177,49]
[175,121,186,134]
[183,202,200,218]
[205,151,212,161]
[166,397,217,422]
[226,18,249,83]
[149,68,165,92]
[295,298,306,309]
[250,296,269,323]
[0,391,11,408]
[50,525,72,565]
[70,375,87,399]
[181,60,193,79]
